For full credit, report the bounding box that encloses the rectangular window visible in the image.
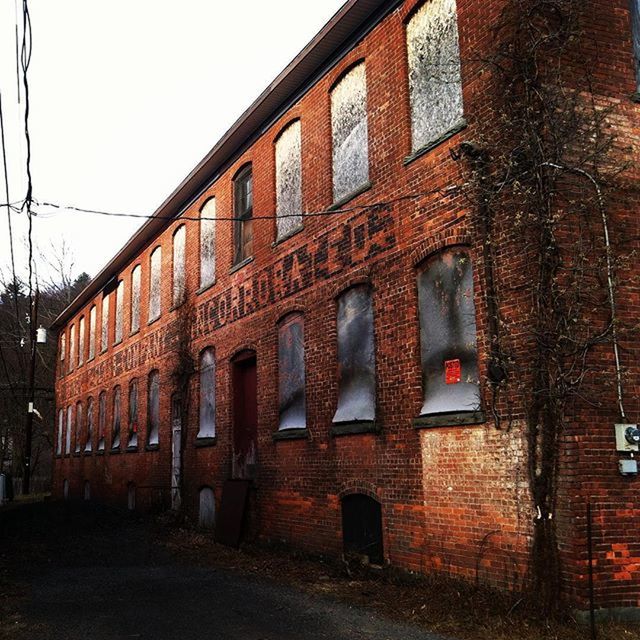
[417,247,480,417]
[332,286,376,424]
[331,63,369,203]
[85,397,94,452]
[101,295,109,353]
[78,317,85,367]
[57,409,63,455]
[89,306,96,360]
[131,265,141,334]
[233,165,253,265]
[112,387,121,450]
[114,280,124,344]
[632,0,640,94]
[200,199,216,289]
[75,402,83,453]
[275,120,303,241]
[149,247,162,322]
[407,0,464,153]
[65,405,72,454]
[128,380,138,449]
[98,391,106,451]
[278,313,306,430]
[198,349,216,438]
[69,325,76,372]
[173,225,186,307]
[148,370,160,446]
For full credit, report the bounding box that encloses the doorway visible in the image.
[231,351,258,480]
[171,395,182,510]
[341,493,384,565]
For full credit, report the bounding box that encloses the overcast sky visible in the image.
[0,0,346,288]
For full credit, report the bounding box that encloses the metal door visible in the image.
[171,395,182,510]
[232,351,258,479]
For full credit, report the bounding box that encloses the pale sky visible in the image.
[0,0,346,287]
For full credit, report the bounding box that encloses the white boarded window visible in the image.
[101,295,109,353]
[114,281,124,344]
[275,120,303,240]
[89,306,96,360]
[78,317,85,366]
[85,397,94,452]
[131,265,141,334]
[148,370,160,446]
[407,0,464,152]
[65,405,72,454]
[128,380,138,449]
[173,225,186,307]
[278,313,306,430]
[198,349,216,439]
[331,63,369,203]
[98,391,106,451]
[198,487,215,529]
[149,247,162,322]
[56,408,63,455]
[417,247,480,416]
[69,325,76,372]
[332,286,376,423]
[59,333,66,377]
[112,386,121,450]
[75,401,83,453]
[200,199,216,289]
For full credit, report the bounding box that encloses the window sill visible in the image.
[329,181,372,211]
[126,446,138,453]
[73,451,81,457]
[84,448,92,455]
[145,443,159,452]
[272,428,309,441]
[194,436,217,448]
[272,224,304,248]
[110,448,121,455]
[96,448,105,456]
[196,281,216,296]
[129,329,140,338]
[413,410,485,429]
[229,256,254,275]
[170,300,186,313]
[331,421,379,436]
[113,339,123,348]
[632,91,640,104]
[147,316,161,327]
[403,119,468,166]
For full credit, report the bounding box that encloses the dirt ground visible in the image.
[1,499,638,640]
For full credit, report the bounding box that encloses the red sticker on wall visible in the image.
[445,359,461,385]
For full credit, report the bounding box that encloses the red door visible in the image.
[232,351,257,479]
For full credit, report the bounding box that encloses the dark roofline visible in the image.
[51,0,403,330]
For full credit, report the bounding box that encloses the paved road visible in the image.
[1,502,447,640]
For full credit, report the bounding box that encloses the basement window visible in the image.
[78,317,85,367]
[128,379,139,449]
[65,405,72,454]
[85,397,93,452]
[278,313,306,430]
[112,386,121,450]
[198,349,216,439]
[114,280,124,344]
[56,408,63,455]
[332,286,376,425]
[131,265,141,334]
[101,295,109,353]
[200,198,216,289]
[97,391,106,451]
[147,370,160,446]
[173,225,186,307]
[406,0,464,153]
[89,305,96,360]
[149,246,162,323]
[233,164,253,266]
[632,0,640,95]
[69,324,75,372]
[416,247,480,419]
[198,486,215,529]
[275,120,303,241]
[75,401,83,453]
[331,63,369,203]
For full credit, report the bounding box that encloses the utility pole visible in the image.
[22,287,38,495]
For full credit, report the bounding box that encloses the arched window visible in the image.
[147,370,160,446]
[56,408,63,455]
[200,198,216,289]
[101,294,109,353]
[128,379,139,449]
[85,397,94,452]
[198,486,215,529]
[111,386,121,450]
[69,324,76,372]
[278,313,306,430]
[330,63,368,203]
[114,280,124,344]
[173,225,186,307]
[198,349,216,439]
[416,247,480,419]
[233,164,253,265]
[75,401,83,453]
[333,286,376,425]
[275,120,303,240]
[78,317,85,366]
[149,246,162,322]
[65,405,72,454]
[88,306,96,360]
[406,0,464,153]
[130,265,141,334]
[97,390,106,451]
[59,333,66,378]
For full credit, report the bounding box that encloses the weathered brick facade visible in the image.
[52,0,640,615]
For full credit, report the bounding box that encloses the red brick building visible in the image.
[51,0,640,617]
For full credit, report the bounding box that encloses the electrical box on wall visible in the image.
[614,424,640,452]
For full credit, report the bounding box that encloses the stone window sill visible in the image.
[403,119,468,166]
[197,281,216,296]
[145,443,159,452]
[229,256,254,275]
[126,446,138,453]
[272,428,309,441]
[194,436,217,448]
[413,410,485,429]
[329,181,372,211]
[331,421,379,436]
[110,448,121,455]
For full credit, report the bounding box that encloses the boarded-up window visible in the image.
[149,247,162,322]
[632,0,640,93]
[198,486,215,529]
[198,349,215,438]
[148,370,160,446]
[85,397,94,452]
[59,333,66,377]
[131,265,141,334]
[407,0,464,152]
[114,281,124,344]
[78,317,85,366]
[333,286,376,423]
[112,386,121,450]
[417,247,480,415]
[233,165,253,265]
[173,225,186,306]
[128,380,138,448]
[75,401,83,453]
[275,120,303,240]
[101,295,109,353]
[200,198,216,289]
[98,391,106,451]
[69,324,75,372]
[56,409,63,455]
[278,313,306,430]
[65,405,72,454]
[331,63,369,203]
[88,306,96,360]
